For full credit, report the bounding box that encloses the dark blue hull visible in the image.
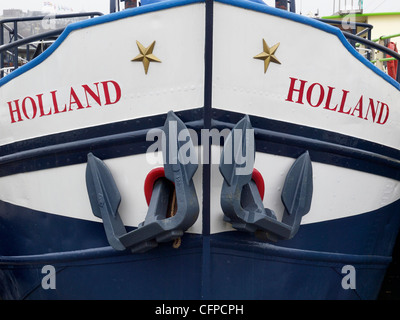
[1,198,399,300]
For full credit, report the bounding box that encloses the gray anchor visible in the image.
[85,111,199,253]
[219,115,313,241]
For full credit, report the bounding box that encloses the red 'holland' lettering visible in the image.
[285,77,389,125]
[7,80,122,123]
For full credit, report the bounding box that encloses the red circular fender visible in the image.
[144,167,166,206]
[251,168,265,201]
[144,167,265,206]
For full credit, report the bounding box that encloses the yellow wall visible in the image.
[367,15,400,41]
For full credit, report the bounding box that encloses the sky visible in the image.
[0,0,398,17]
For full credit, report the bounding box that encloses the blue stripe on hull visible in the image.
[0,199,399,299]
[2,109,400,182]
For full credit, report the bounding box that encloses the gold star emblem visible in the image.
[253,39,281,73]
[131,40,161,74]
